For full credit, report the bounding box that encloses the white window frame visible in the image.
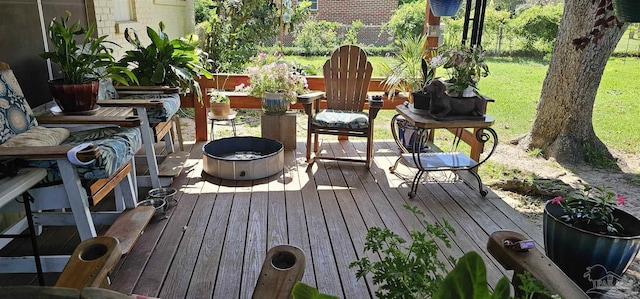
[113,0,134,21]
[309,0,318,11]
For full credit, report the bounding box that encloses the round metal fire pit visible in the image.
[202,136,284,180]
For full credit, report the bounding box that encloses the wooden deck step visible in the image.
[105,206,155,254]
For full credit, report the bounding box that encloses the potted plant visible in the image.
[380,35,435,111]
[117,22,213,104]
[238,53,308,115]
[431,45,490,98]
[40,12,136,113]
[208,90,231,117]
[544,183,640,293]
[429,0,463,17]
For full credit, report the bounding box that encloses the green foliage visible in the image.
[510,4,563,51]
[40,11,136,85]
[293,19,341,55]
[118,22,212,103]
[433,251,511,299]
[349,205,455,299]
[583,143,618,169]
[199,0,308,72]
[343,20,364,45]
[552,184,626,235]
[385,0,426,41]
[291,282,339,299]
[195,0,213,24]
[380,35,434,94]
[516,271,557,299]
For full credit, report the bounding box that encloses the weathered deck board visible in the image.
[0,138,546,299]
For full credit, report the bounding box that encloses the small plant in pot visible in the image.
[380,35,435,111]
[431,44,489,98]
[208,90,231,117]
[117,22,213,104]
[544,183,640,293]
[40,11,136,114]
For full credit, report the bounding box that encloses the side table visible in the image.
[209,112,238,140]
[261,111,297,150]
[0,168,47,285]
[389,104,498,198]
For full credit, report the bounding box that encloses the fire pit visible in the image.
[202,136,284,180]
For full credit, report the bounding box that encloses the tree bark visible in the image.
[516,0,628,164]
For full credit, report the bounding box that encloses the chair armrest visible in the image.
[0,144,99,162]
[297,91,325,105]
[298,92,325,116]
[97,99,165,109]
[115,85,180,94]
[37,115,141,128]
[368,95,384,119]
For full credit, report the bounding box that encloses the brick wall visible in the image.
[89,0,195,59]
[312,0,397,26]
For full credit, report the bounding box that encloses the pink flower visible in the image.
[551,196,563,204]
[617,194,626,205]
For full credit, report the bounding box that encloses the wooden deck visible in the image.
[0,139,543,298]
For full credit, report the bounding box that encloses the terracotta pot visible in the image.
[48,79,99,113]
[210,102,231,117]
[543,201,640,293]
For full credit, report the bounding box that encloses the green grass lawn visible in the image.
[288,55,640,154]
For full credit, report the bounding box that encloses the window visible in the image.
[309,0,318,11]
[114,0,134,21]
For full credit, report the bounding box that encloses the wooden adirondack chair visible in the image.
[299,45,383,168]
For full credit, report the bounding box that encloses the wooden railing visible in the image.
[181,74,408,141]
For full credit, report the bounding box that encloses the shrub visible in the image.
[385,0,426,42]
[293,19,341,55]
[343,20,364,45]
[510,4,563,52]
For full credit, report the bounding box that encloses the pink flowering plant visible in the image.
[239,53,308,103]
[551,184,626,235]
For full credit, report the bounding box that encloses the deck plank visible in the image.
[212,180,251,298]
[185,175,231,298]
[284,145,317,287]
[238,176,269,299]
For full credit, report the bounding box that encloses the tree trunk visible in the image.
[516,0,628,164]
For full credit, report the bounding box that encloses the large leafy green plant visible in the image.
[40,11,135,85]
[118,22,212,103]
[349,205,455,298]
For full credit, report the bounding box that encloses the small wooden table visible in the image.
[389,103,498,198]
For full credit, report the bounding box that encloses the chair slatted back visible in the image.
[322,45,373,112]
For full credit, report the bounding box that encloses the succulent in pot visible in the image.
[117,22,213,105]
[40,11,136,113]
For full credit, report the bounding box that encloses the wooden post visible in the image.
[261,111,297,150]
[424,1,441,57]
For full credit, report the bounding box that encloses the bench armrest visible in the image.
[0,144,99,162]
[37,115,141,128]
[97,99,165,109]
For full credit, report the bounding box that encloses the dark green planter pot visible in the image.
[543,201,640,293]
[613,0,640,22]
[411,91,431,111]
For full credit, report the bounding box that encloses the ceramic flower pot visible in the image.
[48,79,100,114]
[543,201,640,293]
[613,0,640,22]
[429,0,463,17]
[261,92,289,115]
